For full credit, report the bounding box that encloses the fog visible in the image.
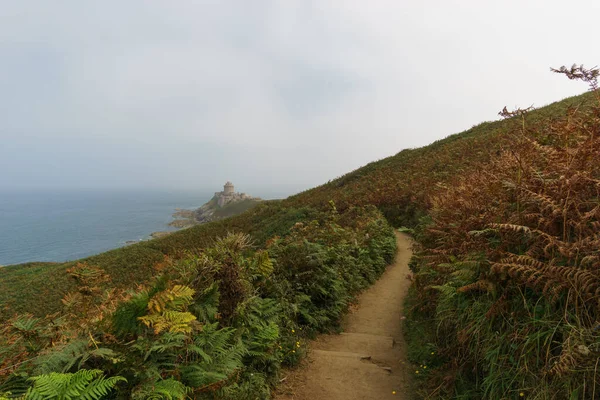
[1,1,598,192]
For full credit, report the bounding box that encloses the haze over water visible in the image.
[0,187,290,266]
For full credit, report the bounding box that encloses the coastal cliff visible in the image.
[194,183,261,223]
[151,182,261,238]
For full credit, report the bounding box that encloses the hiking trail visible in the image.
[275,232,413,400]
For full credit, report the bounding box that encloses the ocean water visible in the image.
[0,189,213,266]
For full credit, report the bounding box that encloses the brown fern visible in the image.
[457,279,494,294]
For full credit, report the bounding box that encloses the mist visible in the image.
[1,1,598,192]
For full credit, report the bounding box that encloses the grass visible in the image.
[1,86,597,398]
[212,198,261,219]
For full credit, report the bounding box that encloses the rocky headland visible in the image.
[150,182,261,239]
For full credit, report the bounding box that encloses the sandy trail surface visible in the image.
[275,232,413,400]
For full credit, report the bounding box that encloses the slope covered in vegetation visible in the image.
[1,66,598,398]
[0,202,318,319]
[1,206,396,398]
[404,67,600,399]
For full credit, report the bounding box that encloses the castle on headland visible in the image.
[223,181,234,195]
[163,181,263,233]
[215,181,258,207]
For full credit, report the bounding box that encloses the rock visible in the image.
[175,182,262,227]
[149,182,263,242]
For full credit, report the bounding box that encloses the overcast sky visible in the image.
[1,1,598,193]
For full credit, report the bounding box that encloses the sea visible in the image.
[0,187,290,266]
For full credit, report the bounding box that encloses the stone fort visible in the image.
[215,181,257,207]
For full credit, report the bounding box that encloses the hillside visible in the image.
[1,90,592,321]
[1,67,598,398]
[284,89,595,225]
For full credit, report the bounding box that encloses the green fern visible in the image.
[112,291,151,337]
[33,339,119,375]
[131,378,190,400]
[213,232,252,260]
[182,323,245,388]
[138,332,186,362]
[190,282,220,323]
[112,277,170,338]
[0,373,30,398]
[147,286,195,314]
[24,369,125,400]
[251,251,274,278]
[10,315,42,336]
[138,285,197,334]
[234,297,280,365]
[138,311,196,335]
[431,284,459,321]
[181,342,244,389]
[3,314,46,353]
[33,339,88,374]
[210,370,271,400]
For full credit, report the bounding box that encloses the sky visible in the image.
[1,1,598,194]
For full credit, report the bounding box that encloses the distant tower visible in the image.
[223,181,234,195]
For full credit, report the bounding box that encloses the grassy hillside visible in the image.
[1,67,598,398]
[212,198,261,219]
[284,90,595,226]
[2,88,592,321]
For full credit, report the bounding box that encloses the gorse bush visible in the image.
[0,206,396,399]
[407,65,600,399]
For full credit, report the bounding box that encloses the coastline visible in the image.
[1,186,265,266]
[0,189,211,266]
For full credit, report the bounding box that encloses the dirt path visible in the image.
[276,232,413,400]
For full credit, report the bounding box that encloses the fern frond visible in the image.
[33,338,89,375]
[214,232,253,258]
[457,279,495,294]
[182,339,245,389]
[190,282,220,323]
[9,314,42,336]
[450,268,477,282]
[25,369,125,400]
[251,250,273,278]
[131,378,190,400]
[138,311,196,335]
[499,254,544,268]
[468,229,497,237]
[147,286,195,314]
[488,223,532,235]
[112,290,151,337]
[182,322,245,389]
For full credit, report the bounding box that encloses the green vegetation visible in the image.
[212,199,261,219]
[1,205,395,398]
[0,202,318,319]
[1,65,599,398]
